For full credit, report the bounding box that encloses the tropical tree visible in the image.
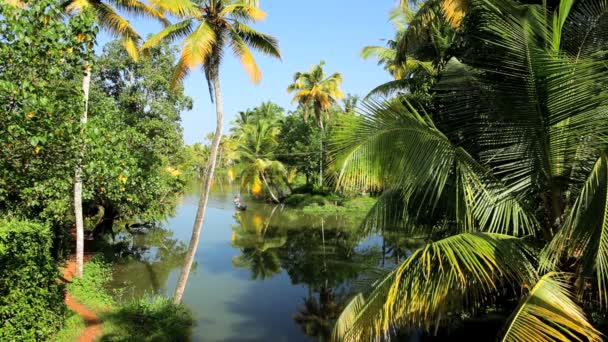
[287,61,344,186]
[331,0,608,339]
[65,0,166,277]
[143,0,281,304]
[231,106,289,202]
[1,0,162,276]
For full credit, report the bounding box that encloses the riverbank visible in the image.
[52,255,194,341]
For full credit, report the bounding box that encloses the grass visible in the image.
[54,256,194,342]
[50,311,85,342]
[301,196,376,215]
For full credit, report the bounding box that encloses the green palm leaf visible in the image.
[332,233,536,341]
[500,272,602,342]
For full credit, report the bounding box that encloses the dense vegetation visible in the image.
[0,0,193,339]
[3,0,608,341]
[330,0,608,340]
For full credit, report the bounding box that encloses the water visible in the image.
[109,183,408,342]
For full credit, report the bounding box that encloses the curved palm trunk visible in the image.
[74,63,91,278]
[260,171,280,203]
[173,75,224,304]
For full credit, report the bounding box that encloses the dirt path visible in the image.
[61,258,102,342]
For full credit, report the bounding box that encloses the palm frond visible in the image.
[500,272,602,342]
[149,0,197,17]
[220,3,266,22]
[332,99,537,236]
[232,22,281,59]
[141,19,193,51]
[230,31,261,83]
[107,0,169,25]
[541,153,608,306]
[333,233,536,341]
[91,1,140,41]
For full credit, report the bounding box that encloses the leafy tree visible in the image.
[63,0,166,277]
[277,112,322,186]
[332,0,608,339]
[84,39,192,232]
[143,0,281,304]
[0,0,94,227]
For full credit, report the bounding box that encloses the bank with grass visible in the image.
[52,257,194,341]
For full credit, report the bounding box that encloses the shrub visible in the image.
[0,220,65,341]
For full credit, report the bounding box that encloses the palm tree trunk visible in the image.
[173,75,224,305]
[319,127,324,188]
[74,62,91,278]
[261,172,280,204]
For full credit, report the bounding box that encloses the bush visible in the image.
[0,220,65,341]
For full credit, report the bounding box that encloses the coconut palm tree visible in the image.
[233,117,289,202]
[142,0,281,304]
[331,0,608,339]
[287,61,343,187]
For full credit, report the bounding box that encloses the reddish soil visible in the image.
[61,256,102,342]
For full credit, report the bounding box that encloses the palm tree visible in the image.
[233,116,288,202]
[331,0,608,339]
[142,0,281,304]
[287,61,343,187]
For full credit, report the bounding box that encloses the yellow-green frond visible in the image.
[180,21,216,69]
[122,37,139,61]
[221,4,267,22]
[141,19,193,51]
[170,55,191,89]
[333,233,536,341]
[149,0,197,17]
[230,32,261,83]
[66,0,89,12]
[501,272,602,342]
[91,1,140,41]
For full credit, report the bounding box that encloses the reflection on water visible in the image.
[109,183,414,341]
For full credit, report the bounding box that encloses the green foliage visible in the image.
[0,0,96,222]
[66,257,194,341]
[83,39,192,222]
[50,311,86,342]
[67,257,116,310]
[0,220,65,341]
[99,297,194,342]
[332,0,608,339]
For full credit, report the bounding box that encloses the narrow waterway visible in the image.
[108,182,409,341]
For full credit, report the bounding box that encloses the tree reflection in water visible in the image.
[108,223,189,299]
[231,207,385,341]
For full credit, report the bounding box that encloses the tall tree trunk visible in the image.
[74,63,91,278]
[261,171,280,203]
[173,75,224,305]
[319,126,324,188]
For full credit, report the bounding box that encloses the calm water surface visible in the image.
[109,183,411,341]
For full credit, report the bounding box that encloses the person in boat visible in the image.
[233,195,247,210]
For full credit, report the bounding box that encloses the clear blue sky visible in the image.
[98,1,397,144]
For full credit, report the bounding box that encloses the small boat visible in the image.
[235,203,247,211]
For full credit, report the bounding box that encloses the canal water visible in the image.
[108,183,409,341]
